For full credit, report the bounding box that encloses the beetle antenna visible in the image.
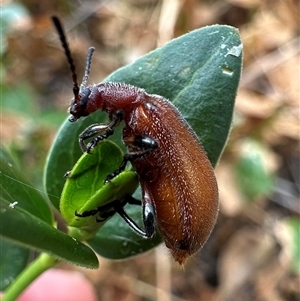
[51,16,80,100]
[81,47,95,89]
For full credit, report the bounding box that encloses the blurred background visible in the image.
[1,0,299,300]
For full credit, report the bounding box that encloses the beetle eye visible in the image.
[79,88,91,108]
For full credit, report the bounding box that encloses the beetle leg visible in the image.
[79,123,114,152]
[75,195,141,222]
[75,194,155,238]
[120,195,156,238]
[76,208,115,222]
[115,195,154,238]
[75,206,115,222]
[126,197,141,206]
[75,208,101,217]
[78,111,123,152]
[75,197,125,223]
[143,201,156,238]
[105,135,158,183]
[104,155,130,183]
[124,135,159,151]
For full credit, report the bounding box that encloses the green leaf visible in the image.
[59,140,158,258]
[109,25,242,166]
[44,25,242,259]
[0,200,98,269]
[0,148,53,224]
[59,141,160,259]
[0,239,30,290]
[0,148,98,269]
[60,141,139,235]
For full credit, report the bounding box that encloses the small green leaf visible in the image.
[0,200,98,269]
[60,141,139,234]
[60,141,161,258]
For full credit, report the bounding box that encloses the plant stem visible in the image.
[3,253,59,301]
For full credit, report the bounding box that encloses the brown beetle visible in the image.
[53,16,219,264]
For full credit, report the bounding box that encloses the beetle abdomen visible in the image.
[127,95,219,264]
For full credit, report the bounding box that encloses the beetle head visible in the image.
[68,87,91,122]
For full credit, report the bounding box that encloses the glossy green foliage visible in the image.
[108,25,242,166]
[0,149,53,224]
[0,240,29,290]
[0,149,99,283]
[60,143,162,258]
[0,200,98,269]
